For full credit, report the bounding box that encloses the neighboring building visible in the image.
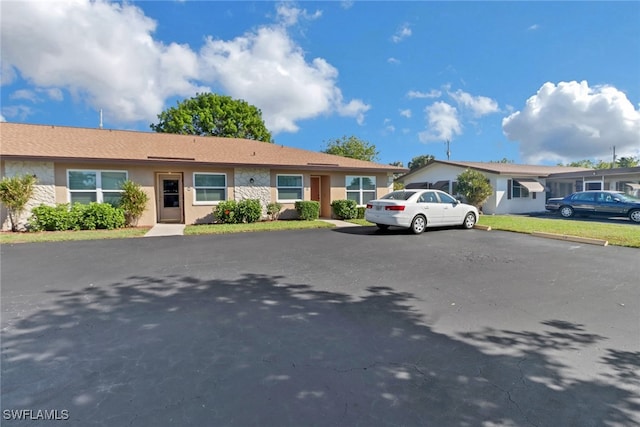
[399,160,591,214]
[0,123,406,230]
[546,167,640,199]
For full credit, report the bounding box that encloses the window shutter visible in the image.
[507,179,512,200]
[532,192,536,199]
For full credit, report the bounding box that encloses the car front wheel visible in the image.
[629,209,640,223]
[410,215,427,234]
[559,206,574,218]
[462,212,476,229]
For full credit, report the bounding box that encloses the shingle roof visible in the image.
[0,123,406,173]
[401,159,591,180]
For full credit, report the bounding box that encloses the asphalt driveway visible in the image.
[1,227,639,426]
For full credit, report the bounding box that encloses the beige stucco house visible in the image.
[0,122,406,230]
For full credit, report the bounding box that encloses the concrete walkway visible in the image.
[144,218,359,237]
[144,223,186,237]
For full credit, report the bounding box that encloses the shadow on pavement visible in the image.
[2,274,638,426]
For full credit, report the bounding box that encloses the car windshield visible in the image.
[381,191,416,200]
[615,193,640,202]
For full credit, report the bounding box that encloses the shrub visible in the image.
[73,203,125,230]
[29,204,73,231]
[28,203,125,231]
[456,169,493,209]
[356,206,366,219]
[266,202,282,221]
[295,201,320,221]
[214,200,238,224]
[0,174,37,231]
[119,180,149,226]
[331,199,357,220]
[237,199,262,223]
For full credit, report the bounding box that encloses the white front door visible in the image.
[158,174,183,223]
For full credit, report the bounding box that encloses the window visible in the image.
[512,181,530,198]
[193,173,226,204]
[437,192,457,204]
[346,176,376,205]
[277,175,303,201]
[584,181,602,191]
[418,191,438,203]
[68,170,127,205]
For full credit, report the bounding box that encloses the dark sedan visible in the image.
[545,190,640,223]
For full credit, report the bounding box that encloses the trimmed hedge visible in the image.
[295,201,320,220]
[331,199,358,220]
[214,199,262,224]
[29,203,125,231]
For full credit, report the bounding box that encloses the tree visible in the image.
[456,169,493,210]
[151,93,273,142]
[408,154,435,172]
[322,136,379,162]
[489,157,514,163]
[0,174,37,231]
[617,156,639,168]
[564,159,613,169]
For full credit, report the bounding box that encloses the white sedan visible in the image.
[365,189,479,234]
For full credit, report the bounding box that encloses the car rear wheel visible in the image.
[376,223,390,230]
[410,215,427,234]
[629,209,640,223]
[559,206,574,218]
[462,212,476,229]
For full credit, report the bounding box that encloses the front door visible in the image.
[158,174,183,223]
[311,176,321,203]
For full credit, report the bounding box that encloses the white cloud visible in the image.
[502,81,640,163]
[387,57,400,64]
[0,114,5,122]
[528,24,540,31]
[10,89,39,103]
[392,23,412,43]
[1,1,364,133]
[1,105,33,121]
[0,0,204,124]
[448,89,499,117]
[399,109,411,118]
[200,26,369,132]
[418,101,462,143]
[407,89,442,99]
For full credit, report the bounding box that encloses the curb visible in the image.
[531,231,609,246]
[474,224,492,231]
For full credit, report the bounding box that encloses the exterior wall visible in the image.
[234,168,270,217]
[1,160,55,231]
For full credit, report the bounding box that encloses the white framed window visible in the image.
[346,176,376,205]
[67,170,127,205]
[277,174,303,201]
[584,181,602,191]
[193,173,226,205]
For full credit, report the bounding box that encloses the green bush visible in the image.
[29,204,73,231]
[356,206,366,219]
[266,202,282,220]
[119,180,149,226]
[237,199,262,223]
[28,203,125,231]
[214,200,238,224]
[331,199,357,219]
[73,203,125,230]
[295,201,320,220]
[0,174,37,231]
[214,199,262,224]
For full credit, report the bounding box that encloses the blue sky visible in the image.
[2,1,639,166]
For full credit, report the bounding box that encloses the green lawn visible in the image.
[0,227,150,244]
[184,220,335,235]
[479,215,640,248]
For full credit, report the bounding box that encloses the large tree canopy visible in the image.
[408,154,435,172]
[151,93,273,142]
[322,136,379,162]
[456,169,493,210]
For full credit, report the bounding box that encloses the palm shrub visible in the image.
[295,201,320,220]
[331,199,357,219]
[0,174,37,231]
[119,180,149,226]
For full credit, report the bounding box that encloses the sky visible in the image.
[1,1,639,167]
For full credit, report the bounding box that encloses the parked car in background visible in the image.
[545,191,640,223]
[365,189,479,234]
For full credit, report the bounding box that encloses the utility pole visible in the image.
[612,146,616,168]
[445,139,451,160]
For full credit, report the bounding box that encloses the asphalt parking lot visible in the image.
[2,227,639,426]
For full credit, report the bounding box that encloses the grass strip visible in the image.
[184,220,335,235]
[0,227,150,244]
